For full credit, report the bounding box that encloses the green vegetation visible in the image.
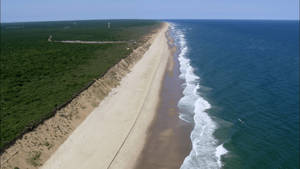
[27,151,42,166]
[0,20,160,150]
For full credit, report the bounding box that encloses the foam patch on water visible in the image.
[169,23,228,169]
[216,144,228,168]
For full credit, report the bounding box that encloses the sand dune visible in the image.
[40,23,170,169]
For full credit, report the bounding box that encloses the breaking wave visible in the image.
[169,23,227,169]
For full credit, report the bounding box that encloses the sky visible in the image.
[1,0,299,22]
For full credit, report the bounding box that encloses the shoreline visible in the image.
[134,28,193,169]
[40,23,170,169]
[0,23,162,169]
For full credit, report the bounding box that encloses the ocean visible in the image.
[169,20,299,169]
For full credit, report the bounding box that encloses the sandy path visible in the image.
[55,40,128,44]
[48,35,129,44]
[40,23,170,169]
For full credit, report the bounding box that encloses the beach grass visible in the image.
[0,20,159,150]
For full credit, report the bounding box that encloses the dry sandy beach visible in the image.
[41,23,170,169]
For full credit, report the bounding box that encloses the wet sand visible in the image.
[134,31,193,169]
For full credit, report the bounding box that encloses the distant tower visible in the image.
[48,35,52,42]
[107,22,111,29]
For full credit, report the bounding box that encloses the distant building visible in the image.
[107,22,111,29]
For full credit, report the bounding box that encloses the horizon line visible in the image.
[1,18,299,24]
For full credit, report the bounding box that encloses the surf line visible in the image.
[169,23,228,169]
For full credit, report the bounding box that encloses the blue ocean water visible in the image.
[169,20,299,169]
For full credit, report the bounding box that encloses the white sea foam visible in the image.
[216,144,228,168]
[169,23,228,169]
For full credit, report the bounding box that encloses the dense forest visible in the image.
[0,20,159,150]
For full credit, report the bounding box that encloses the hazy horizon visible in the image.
[2,18,300,24]
[1,0,299,23]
